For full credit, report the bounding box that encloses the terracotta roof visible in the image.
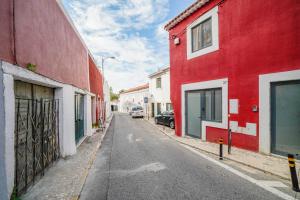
[164,0,211,31]
[120,83,149,94]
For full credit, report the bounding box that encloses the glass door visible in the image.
[271,81,300,157]
[186,91,202,138]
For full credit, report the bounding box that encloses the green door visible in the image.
[75,94,84,144]
[271,81,300,157]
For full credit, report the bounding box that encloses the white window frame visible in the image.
[187,6,219,60]
[181,78,228,140]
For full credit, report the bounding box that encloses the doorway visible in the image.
[14,81,59,196]
[185,88,222,138]
[151,103,155,117]
[186,91,202,138]
[271,81,300,156]
[157,103,161,115]
[75,93,84,144]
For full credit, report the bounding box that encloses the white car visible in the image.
[131,106,144,118]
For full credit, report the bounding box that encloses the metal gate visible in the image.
[14,98,60,196]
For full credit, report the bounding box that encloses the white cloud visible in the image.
[63,0,170,92]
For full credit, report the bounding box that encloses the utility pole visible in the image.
[99,56,115,128]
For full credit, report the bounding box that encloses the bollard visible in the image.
[219,138,223,160]
[287,154,300,192]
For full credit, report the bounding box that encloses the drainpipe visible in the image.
[12,0,18,65]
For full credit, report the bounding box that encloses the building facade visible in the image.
[149,67,172,117]
[0,0,104,198]
[119,84,150,114]
[165,0,300,155]
[103,80,112,121]
[89,55,104,129]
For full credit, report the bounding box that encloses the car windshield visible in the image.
[132,106,143,111]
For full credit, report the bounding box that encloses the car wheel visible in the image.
[169,121,175,129]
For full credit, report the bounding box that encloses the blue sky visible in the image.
[62,0,194,92]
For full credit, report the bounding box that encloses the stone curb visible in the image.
[144,118,291,181]
[71,114,114,200]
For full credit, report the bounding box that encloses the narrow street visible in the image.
[79,113,282,200]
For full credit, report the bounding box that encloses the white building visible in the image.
[119,84,150,113]
[149,67,172,117]
[103,80,112,121]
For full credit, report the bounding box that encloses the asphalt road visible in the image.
[79,113,283,200]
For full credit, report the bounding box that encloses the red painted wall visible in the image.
[0,0,89,90]
[89,55,104,124]
[168,0,300,151]
[89,56,103,100]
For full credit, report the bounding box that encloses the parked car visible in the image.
[155,111,175,129]
[131,106,144,118]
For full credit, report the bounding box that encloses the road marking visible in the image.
[127,133,133,143]
[181,144,295,200]
[112,162,166,177]
[257,181,288,188]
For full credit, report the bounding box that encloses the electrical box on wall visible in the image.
[252,105,258,112]
[174,37,180,45]
[229,99,239,114]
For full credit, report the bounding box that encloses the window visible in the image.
[192,18,212,52]
[156,77,162,88]
[166,103,173,111]
[187,6,219,59]
[202,88,222,122]
[214,89,222,121]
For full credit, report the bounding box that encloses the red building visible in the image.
[165,0,300,155]
[89,54,104,126]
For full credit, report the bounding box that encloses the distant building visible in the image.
[111,99,119,112]
[148,67,172,117]
[165,0,300,155]
[119,84,150,113]
[103,80,112,121]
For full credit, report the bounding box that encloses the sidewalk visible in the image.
[21,115,113,200]
[145,118,298,181]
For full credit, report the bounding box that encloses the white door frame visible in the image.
[181,78,228,140]
[259,69,300,154]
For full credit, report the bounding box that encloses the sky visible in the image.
[62,0,195,92]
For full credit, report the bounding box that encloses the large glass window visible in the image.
[214,89,222,121]
[203,88,222,122]
[192,18,212,52]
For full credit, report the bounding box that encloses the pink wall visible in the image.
[0,0,89,90]
[0,0,14,62]
[168,0,300,151]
